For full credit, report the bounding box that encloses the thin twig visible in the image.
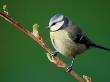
[0,12,91,82]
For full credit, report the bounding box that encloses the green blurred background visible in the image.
[0,0,110,82]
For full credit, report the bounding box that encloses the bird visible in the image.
[47,14,110,68]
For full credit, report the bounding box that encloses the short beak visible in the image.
[45,26,50,30]
[47,25,51,28]
[47,26,50,28]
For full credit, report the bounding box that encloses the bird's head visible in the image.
[48,14,69,32]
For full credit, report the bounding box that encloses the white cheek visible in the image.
[50,21,64,31]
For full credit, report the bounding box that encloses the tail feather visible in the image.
[90,43,110,51]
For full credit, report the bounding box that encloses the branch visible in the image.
[0,9,91,82]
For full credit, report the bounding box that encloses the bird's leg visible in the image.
[66,57,75,72]
[70,57,75,67]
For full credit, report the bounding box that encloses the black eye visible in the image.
[52,22,56,26]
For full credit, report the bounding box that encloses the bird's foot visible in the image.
[46,53,66,68]
[66,66,72,72]
[51,51,59,56]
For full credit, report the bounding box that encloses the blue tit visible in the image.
[48,14,110,59]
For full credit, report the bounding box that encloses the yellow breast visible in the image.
[50,29,87,57]
[50,30,77,57]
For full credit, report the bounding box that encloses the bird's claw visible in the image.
[66,66,72,72]
[46,53,55,62]
[46,53,66,67]
[51,51,59,56]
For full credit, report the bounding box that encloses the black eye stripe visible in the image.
[52,22,56,26]
[51,20,63,26]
